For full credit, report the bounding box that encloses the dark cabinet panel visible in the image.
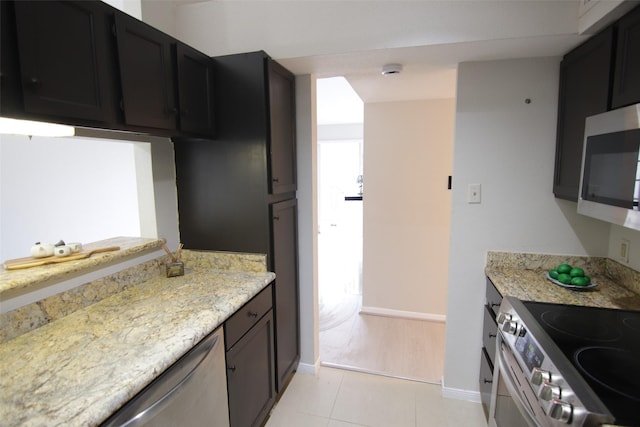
[271,199,300,391]
[225,285,273,351]
[176,43,215,137]
[1,1,23,117]
[482,304,498,364]
[226,310,276,427]
[553,27,613,201]
[114,12,177,130]
[268,60,296,194]
[479,348,494,421]
[174,138,270,253]
[612,5,640,109]
[12,0,117,123]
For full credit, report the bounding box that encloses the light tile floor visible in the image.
[265,367,487,427]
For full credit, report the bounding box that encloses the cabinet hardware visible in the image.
[248,311,258,318]
[489,333,496,338]
[227,365,236,372]
[273,216,280,221]
[484,378,493,384]
[272,177,279,183]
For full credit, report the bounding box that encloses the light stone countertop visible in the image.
[485,251,640,310]
[0,237,166,298]
[0,267,275,427]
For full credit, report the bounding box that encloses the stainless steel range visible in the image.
[489,296,640,427]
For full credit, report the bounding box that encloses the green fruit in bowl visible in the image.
[548,269,559,279]
[557,264,572,274]
[571,277,589,286]
[570,267,585,277]
[557,273,572,284]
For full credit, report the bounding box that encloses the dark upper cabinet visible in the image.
[1,1,23,117]
[271,198,300,391]
[611,5,640,109]
[176,43,215,136]
[268,60,296,194]
[11,0,117,123]
[553,28,613,201]
[114,12,177,131]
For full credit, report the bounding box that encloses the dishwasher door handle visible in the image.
[103,332,220,427]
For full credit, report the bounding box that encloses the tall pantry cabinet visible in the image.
[173,51,299,395]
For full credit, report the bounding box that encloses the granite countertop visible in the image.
[0,266,275,427]
[486,251,640,310]
[0,237,165,298]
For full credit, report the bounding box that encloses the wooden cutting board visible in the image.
[3,246,121,270]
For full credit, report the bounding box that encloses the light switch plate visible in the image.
[468,183,481,204]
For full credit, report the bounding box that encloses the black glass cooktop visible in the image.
[523,302,640,426]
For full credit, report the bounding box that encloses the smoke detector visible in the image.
[381,63,402,76]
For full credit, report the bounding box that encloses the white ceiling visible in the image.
[170,0,619,103]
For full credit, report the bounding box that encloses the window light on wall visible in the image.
[0,117,75,138]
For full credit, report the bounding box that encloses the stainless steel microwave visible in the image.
[578,103,640,231]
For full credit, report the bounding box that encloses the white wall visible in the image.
[608,224,640,270]
[362,99,454,316]
[0,135,141,261]
[443,58,611,395]
[295,75,320,371]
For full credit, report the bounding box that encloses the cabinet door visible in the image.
[271,198,300,391]
[479,348,494,422]
[13,0,116,123]
[553,28,613,201]
[176,43,215,137]
[612,5,640,109]
[226,311,276,427]
[268,60,297,194]
[114,12,177,130]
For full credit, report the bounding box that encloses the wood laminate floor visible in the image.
[319,294,446,384]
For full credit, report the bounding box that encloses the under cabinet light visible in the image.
[0,117,75,137]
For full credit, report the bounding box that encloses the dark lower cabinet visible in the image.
[479,348,494,421]
[12,0,118,123]
[271,199,300,391]
[479,278,502,422]
[225,285,276,427]
[226,312,276,427]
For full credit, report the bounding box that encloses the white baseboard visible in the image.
[441,377,482,403]
[360,306,446,323]
[296,358,320,375]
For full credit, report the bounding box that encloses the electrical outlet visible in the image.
[468,183,481,204]
[620,239,630,263]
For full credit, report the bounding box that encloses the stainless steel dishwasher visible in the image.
[101,326,229,427]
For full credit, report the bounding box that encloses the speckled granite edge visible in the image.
[0,269,275,427]
[0,246,269,344]
[0,257,167,344]
[605,258,640,295]
[486,251,608,273]
[0,237,166,297]
[486,251,640,310]
[182,249,267,273]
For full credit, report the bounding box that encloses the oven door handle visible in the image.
[496,341,539,427]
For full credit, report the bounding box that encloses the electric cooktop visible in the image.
[523,302,640,426]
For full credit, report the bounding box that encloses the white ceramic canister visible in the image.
[30,243,55,258]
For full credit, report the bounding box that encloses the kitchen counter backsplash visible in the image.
[486,251,640,310]
[0,243,268,344]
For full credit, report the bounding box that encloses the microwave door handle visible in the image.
[495,342,539,427]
